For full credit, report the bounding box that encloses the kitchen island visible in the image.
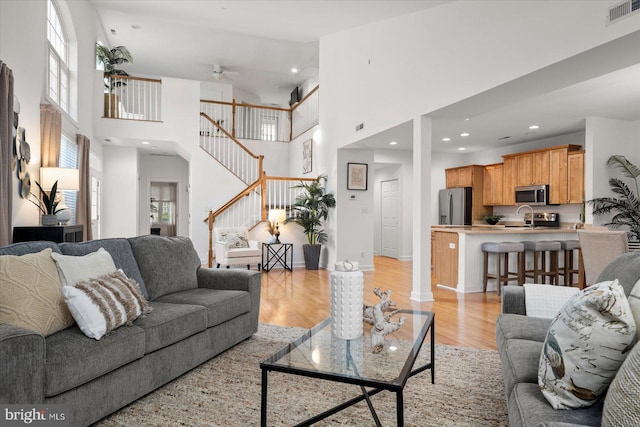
[432,225,579,293]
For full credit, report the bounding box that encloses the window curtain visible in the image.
[76,134,92,241]
[0,62,14,246]
[40,104,61,168]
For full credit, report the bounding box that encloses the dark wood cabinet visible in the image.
[13,225,84,244]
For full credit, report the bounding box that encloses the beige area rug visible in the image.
[95,324,508,426]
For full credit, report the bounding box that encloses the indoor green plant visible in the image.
[588,155,640,242]
[96,44,133,117]
[29,180,66,226]
[482,214,504,225]
[285,175,336,270]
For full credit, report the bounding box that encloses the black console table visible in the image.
[262,243,293,272]
[13,225,84,244]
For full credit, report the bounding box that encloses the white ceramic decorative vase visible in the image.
[330,263,363,340]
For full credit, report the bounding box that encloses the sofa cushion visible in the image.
[44,324,145,397]
[218,230,249,248]
[539,280,636,410]
[597,251,640,296]
[129,236,201,300]
[62,270,151,340]
[508,382,603,427]
[495,313,552,343]
[51,248,117,287]
[500,338,543,400]
[602,341,640,427]
[133,301,207,353]
[628,278,640,340]
[224,247,261,258]
[155,288,250,328]
[0,248,74,336]
[523,284,579,319]
[59,238,149,300]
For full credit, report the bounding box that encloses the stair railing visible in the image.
[104,74,162,121]
[200,112,263,185]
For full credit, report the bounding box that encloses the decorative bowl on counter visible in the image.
[482,214,504,225]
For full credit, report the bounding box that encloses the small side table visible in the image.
[262,243,293,272]
[13,225,84,243]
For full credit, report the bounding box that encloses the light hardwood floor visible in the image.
[259,256,502,350]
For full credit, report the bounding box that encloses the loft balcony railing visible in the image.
[103,74,162,121]
[200,85,319,143]
[204,175,315,267]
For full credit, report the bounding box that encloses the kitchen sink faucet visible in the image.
[516,204,535,228]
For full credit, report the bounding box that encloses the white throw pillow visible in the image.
[219,231,249,248]
[627,278,640,341]
[538,280,636,410]
[62,269,150,340]
[524,284,579,319]
[51,247,117,287]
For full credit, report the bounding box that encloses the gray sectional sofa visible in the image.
[0,235,261,426]
[496,251,640,427]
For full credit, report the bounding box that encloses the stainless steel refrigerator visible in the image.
[438,187,472,225]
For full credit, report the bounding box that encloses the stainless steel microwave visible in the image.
[515,185,548,206]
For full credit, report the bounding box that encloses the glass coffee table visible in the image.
[260,309,435,426]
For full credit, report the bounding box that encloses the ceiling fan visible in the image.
[208,64,239,82]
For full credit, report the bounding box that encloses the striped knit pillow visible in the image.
[62,269,151,340]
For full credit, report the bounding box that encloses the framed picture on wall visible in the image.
[303,139,312,174]
[347,163,368,190]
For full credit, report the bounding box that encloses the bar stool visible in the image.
[558,240,581,287]
[522,240,561,284]
[481,242,525,295]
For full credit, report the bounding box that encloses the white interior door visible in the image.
[381,179,399,258]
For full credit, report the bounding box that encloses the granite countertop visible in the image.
[431,224,580,234]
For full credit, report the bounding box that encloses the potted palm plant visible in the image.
[285,175,336,270]
[588,155,640,242]
[29,180,66,226]
[96,44,133,118]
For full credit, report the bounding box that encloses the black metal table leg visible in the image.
[397,390,404,426]
[431,317,435,384]
[261,369,268,426]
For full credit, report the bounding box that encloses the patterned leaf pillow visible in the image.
[538,280,636,409]
[219,231,249,248]
[62,269,151,340]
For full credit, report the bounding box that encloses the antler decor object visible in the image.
[363,288,405,353]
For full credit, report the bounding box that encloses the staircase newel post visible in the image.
[232,98,236,138]
[208,210,214,268]
[261,171,267,222]
[289,109,293,141]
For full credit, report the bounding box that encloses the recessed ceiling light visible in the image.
[458,147,467,151]
[142,141,150,145]
[464,118,470,121]
[442,137,451,142]
[291,68,298,73]
[131,25,141,30]
[528,125,540,130]
[389,141,398,145]
[460,132,470,137]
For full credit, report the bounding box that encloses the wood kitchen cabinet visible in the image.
[502,156,516,206]
[446,166,474,188]
[433,231,458,287]
[515,150,549,187]
[567,150,585,204]
[483,163,503,206]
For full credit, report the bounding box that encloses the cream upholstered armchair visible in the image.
[578,230,629,286]
[213,227,262,270]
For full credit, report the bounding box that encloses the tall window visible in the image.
[47,0,70,113]
[59,134,78,223]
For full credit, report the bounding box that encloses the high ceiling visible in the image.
[90,0,445,105]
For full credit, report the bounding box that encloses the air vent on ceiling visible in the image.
[607,0,640,25]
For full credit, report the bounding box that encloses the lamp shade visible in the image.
[268,209,286,224]
[40,167,80,191]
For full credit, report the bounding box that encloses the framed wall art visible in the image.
[302,139,312,174]
[347,163,368,190]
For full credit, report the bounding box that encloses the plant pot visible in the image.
[41,214,57,226]
[302,244,322,270]
[104,93,120,118]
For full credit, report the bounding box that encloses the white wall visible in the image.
[585,117,640,225]
[102,146,138,237]
[138,154,189,236]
